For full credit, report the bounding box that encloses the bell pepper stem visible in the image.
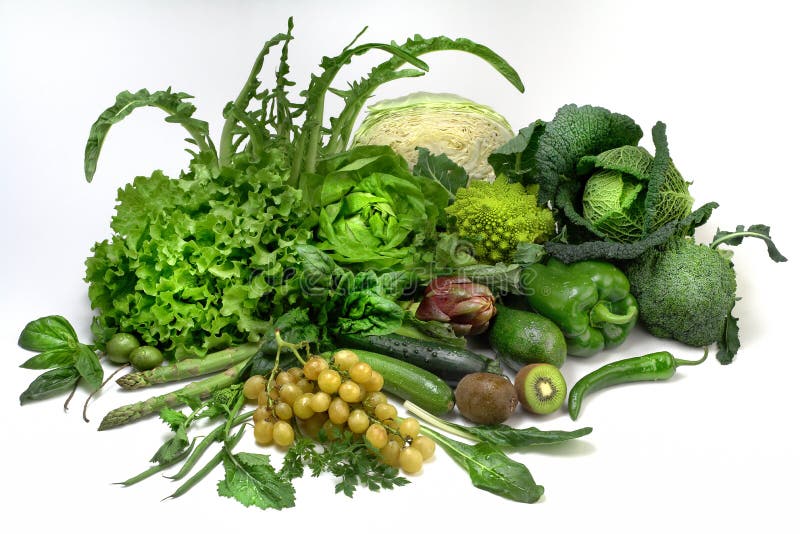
[589,302,637,326]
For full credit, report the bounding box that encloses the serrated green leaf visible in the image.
[18,315,78,352]
[218,451,296,510]
[151,427,190,465]
[84,88,212,182]
[159,408,189,432]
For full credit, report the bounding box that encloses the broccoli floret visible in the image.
[626,237,737,347]
[445,175,556,263]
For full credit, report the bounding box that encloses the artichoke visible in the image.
[415,276,497,336]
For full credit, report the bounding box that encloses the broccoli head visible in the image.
[626,237,737,347]
[445,174,556,263]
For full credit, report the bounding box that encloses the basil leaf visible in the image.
[18,315,78,352]
[74,344,104,390]
[425,428,544,503]
[19,366,81,404]
[19,347,77,370]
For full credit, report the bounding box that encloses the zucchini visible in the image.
[340,349,455,416]
[336,333,503,387]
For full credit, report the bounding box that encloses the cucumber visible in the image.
[336,333,503,387]
[340,349,455,416]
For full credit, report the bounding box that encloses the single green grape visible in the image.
[129,346,163,371]
[105,333,140,364]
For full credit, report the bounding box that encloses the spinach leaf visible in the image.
[423,427,544,503]
[445,421,593,448]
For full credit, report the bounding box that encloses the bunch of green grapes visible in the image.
[242,349,435,475]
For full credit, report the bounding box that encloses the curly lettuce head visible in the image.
[314,145,448,272]
[85,150,312,360]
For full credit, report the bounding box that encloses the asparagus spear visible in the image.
[116,343,259,390]
[98,361,247,431]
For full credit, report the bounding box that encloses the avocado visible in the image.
[488,305,567,370]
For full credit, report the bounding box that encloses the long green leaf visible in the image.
[423,427,544,503]
[84,88,213,181]
[325,34,526,156]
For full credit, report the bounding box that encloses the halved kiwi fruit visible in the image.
[514,363,567,415]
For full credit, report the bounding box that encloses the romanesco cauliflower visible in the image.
[445,175,556,263]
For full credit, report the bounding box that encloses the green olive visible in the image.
[129,346,164,371]
[105,333,141,364]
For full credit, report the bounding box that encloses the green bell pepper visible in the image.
[521,258,638,357]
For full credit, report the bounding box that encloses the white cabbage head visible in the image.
[350,92,514,181]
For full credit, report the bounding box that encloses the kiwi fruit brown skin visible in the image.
[514,363,567,415]
[454,372,519,425]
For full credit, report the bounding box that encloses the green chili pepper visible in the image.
[521,258,639,357]
[567,348,708,420]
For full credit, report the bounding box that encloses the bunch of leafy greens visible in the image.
[82,18,524,360]
[488,104,717,263]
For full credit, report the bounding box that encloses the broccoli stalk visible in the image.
[626,225,786,364]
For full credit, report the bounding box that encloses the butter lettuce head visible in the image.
[314,145,448,272]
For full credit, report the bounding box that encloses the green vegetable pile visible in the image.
[14,16,788,511]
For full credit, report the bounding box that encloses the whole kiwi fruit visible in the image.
[514,363,567,415]
[454,372,518,424]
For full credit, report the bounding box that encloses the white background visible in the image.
[2,0,799,532]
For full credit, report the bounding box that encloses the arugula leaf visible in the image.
[18,315,77,352]
[19,367,81,405]
[424,427,544,503]
[711,224,788,262]
[217,451,296,510]
[74,344,104,391]
[412,148,469,201]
